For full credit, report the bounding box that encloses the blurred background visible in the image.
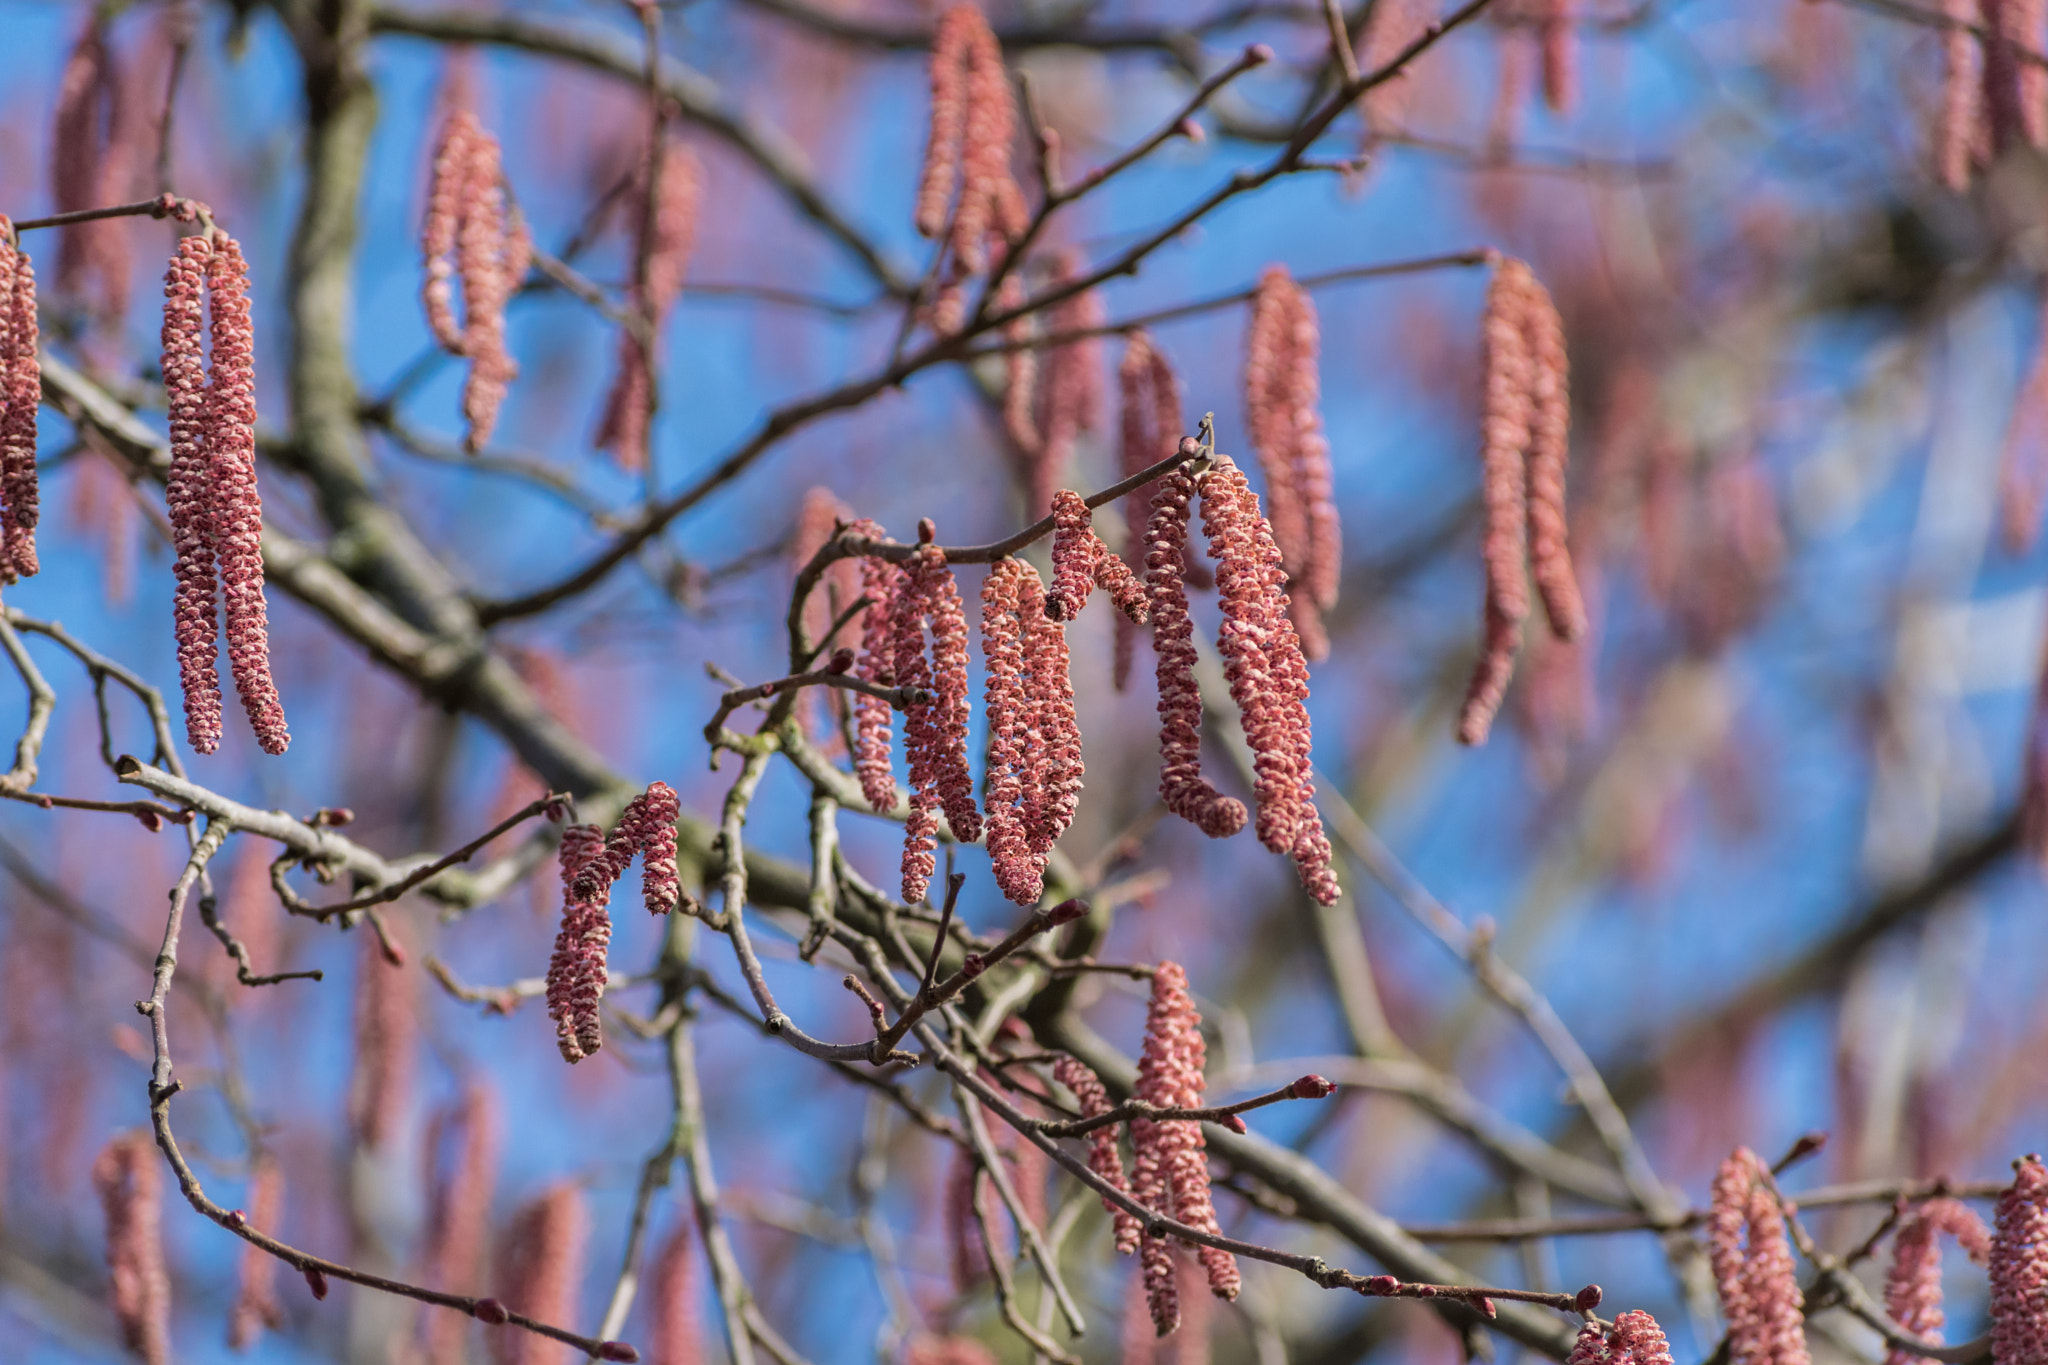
[0,0,2043,1362]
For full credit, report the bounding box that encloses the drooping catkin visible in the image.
[1005,251,1105,512]
[1116,333,1184,690]
[917,4,1025,325]
[491,1184,589,1365]
[1708,1148,1811,1365]
[349,929,417,1151]
[1132,961,1238,1327]
[226,1156,286,1351]
[164,236,222,752]
[1883,1198,1992,1365]
[51,14,137,324]
[982,559,1043,904]
[648,1222,703,1365]
[1053,1054,1140,1254]
[160,231,290,756]
[94,1130,171,1365]
[852,527,908,816]
[546,823,612,1063]
[1023,565,1083,862]
[896,543,981,901]
[1147,468,1248,840]
[1991,1155,2048,1365]
[0,225,43,582]
[1196,457,1340,904]
[206,234,289,755]
[1939,0,1985,191]
[596,139,701,470]
[1537,0,1578,112]
[1459,256,1585,746]
[1522,269,1586,642]
[418,1083,501,1365]
[419,97,530,452]
[1244,267,1340,659]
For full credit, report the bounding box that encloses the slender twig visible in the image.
[705,669,930,756]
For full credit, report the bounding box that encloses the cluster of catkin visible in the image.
[855,528,982,903]
[545,782,682,1062]
[982,556,1085,904]
[1149,456,1341,904]
[595,139,701,471]
[1245,266,1341,662]
[161,230,290,756]
[1564,1311,1676,1365]
[836,452,1337,906]
[1054,963,1237,1339]
[916,3,1027,332]
[1003,249,1106,514]
[1460,255,1584,747]
[1707,1148,1811,1365]
[93,1130,171,1365]
[1934,0,2047,192]
[421,96,532,453]
[0,224,42,583]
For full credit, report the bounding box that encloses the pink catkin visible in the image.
[1459,259,1536,746]
[1147,468,1248,840]
[1053,1054,1140,1254]
[50,16,136,323]
[419,1082,502,1365]
[206,233,289,755]
[1197,457,1339,904]
[1939,0,1984,191]
[1708,1148,1811,1365]
[1538,0,1578,113]
[349,930,417,1151]
[596,141,700,470]
[1522,270,1587,642]
[982,559,1043,904]
[1023,570,1083,866]
[1132,961,1238,1327]
[1991,1155,2048,1365]
[422,108,480,351]
[93,1131,171,1365]
[648,1223,702,1365]
[227,1156,286,1351]
[0,228,42,582]
[577,782,682,913]
[420,101,529,452]
[896,544,981,902]
[853,532,908,816]
[1116,334,1185,690]
[915,6,978,239]
[1244,269,1338,661]
[546,823,612,1063]
[163,236,223,752]
[2000,288,2048,555]
[492,1184,589,1365]
[1568,1321,1612,1365]
[1884,1198,1992,1365]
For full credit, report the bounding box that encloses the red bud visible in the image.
[1575,1284,1603,1313]
[474,1297,509,1324]
[304,1266,329,1300]
[598,1344,641,1362]
[1290,1074,1336,1099]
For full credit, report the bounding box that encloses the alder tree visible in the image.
[1,1,2046,1364]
